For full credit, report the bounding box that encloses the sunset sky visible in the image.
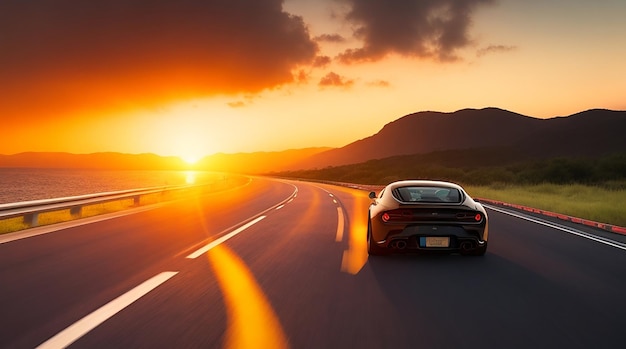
[2,0,625,161]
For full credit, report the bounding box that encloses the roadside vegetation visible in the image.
[465,183,626,227]
[274,153,626,227]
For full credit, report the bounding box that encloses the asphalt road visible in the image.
[1,177,625,349]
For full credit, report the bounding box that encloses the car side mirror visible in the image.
[368,191,377,199]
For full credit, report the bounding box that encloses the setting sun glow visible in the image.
[182,155,200,165]
[1,0,625,158]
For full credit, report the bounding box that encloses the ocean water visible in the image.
[0,168,217,204]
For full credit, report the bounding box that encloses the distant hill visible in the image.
[275,149,626,187]
[197,147,332,173]
[299,108,626,169]
[0,148,332,172]
[2,108,624,172]
[518,109,626,158]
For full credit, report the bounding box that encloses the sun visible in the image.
[181,154,201,165]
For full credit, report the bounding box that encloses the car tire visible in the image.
[367,215,388,256]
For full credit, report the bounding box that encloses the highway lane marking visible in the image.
[335,207,345,242]
[312,185,345,242]
[275,204,285,210]
[313,183,369,274]
[178,183,297,259]
[485,205,626,251]
[36,271,178,349]
[186,216,267,259]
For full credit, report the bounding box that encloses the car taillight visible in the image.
[474,213,482,222]
[381,210,413,222]
[382,212,391,222]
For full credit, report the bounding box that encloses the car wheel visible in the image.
[367,215,388,256]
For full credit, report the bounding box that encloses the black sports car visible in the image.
[367,180,488,256]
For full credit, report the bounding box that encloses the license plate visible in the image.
[424,237,449,247]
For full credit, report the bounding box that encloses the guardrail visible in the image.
[476,197,626,236]
[0,185,193,228]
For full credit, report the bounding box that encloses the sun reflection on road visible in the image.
[207,244,290,349]
[334,189,370,275]
[184,171,196,184]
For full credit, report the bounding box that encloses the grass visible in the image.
[0,174,251,235]
[0,217,29,234]
[0,197,158,235]
[465,183,626,227]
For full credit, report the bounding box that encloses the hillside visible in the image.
[0,148,332,172]
[2,108,624,172]
[275,149,626,187]
[299,108,626,169]
[196,147,332,173]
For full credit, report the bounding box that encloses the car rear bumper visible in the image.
[375,224,486,253]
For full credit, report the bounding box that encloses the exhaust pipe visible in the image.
[393,240,407,250]
[460,241,474,251]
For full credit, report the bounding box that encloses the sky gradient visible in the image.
[2,0,625,160]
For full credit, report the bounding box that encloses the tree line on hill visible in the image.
[273,151,626,189]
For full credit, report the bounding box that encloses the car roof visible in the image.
[385,180,464,191]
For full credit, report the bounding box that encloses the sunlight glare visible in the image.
[207,245,290,349]
[184,171,197,184]
[182,155,200,165]
[339,189,370,275]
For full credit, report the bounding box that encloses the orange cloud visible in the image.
[367,80,391,87]
[312,56,332,68]
[0,0,318,124]
[319,72,354,88]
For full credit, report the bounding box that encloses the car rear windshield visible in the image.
[393,186,462,203]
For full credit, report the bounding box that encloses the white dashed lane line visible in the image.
[37,272,178,349]
[186,216,267,259]
[35,184,301,349]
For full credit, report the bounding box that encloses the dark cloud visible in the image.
[295,69,310,83]
[314,34,347,43]
[476,44,517,57]
[337,0,494,63]
[319,72,354,88]
[313,55,333,68]
[0,0,318,122]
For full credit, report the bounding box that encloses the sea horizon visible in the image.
[0,168,216,204]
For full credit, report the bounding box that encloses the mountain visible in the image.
[2,108,624,172]
[0,148,332,172]
[519,109,626,158]
[299,108,626,169]
[197,147,331,173]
